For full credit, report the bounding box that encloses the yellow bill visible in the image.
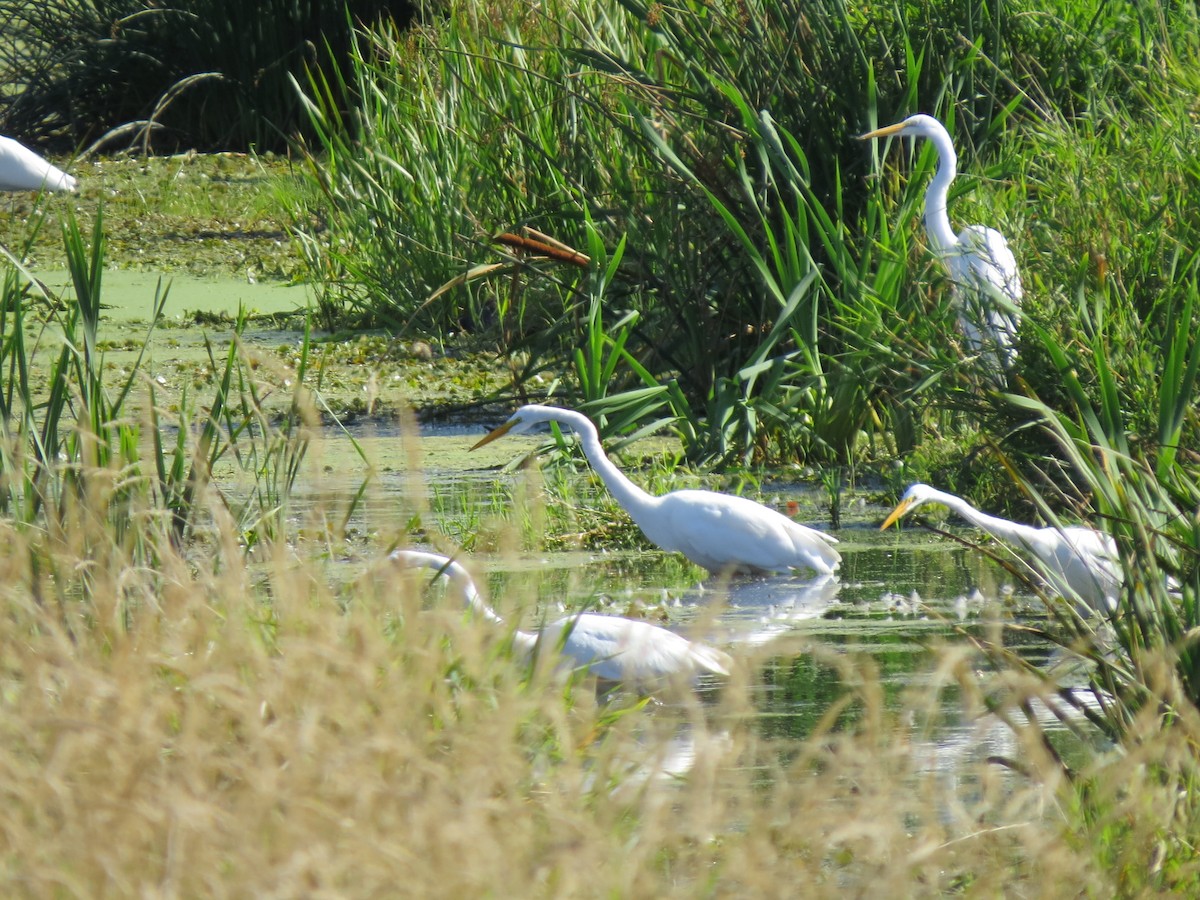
[879,497,915,531]
[470,418,519,451]
[858,120,909,141]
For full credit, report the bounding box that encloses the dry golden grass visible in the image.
[1,498,1194,897]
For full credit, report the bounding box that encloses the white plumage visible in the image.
[0,136,77,193]
[881,483,1119,616]
[471,404,840,576]
[390,550,733,685]
[861,114,1021,376]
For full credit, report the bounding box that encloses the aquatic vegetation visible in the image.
[978,295,1200,747]
[1,1,1200,888]
[289,0,1200,480]
[0,154,301,278]
[5,463,1200,893]
[0,211,313,551]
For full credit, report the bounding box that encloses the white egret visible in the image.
[389,549,733,685]
[860,114,1021,375]
[880,483,1119,616]
[0,136,77,192]
[471,404,841,576]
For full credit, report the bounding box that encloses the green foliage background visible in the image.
[1,2,1200,888]
[0,0,415,152]
[288,0,1200,480]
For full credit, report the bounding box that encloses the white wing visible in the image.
[653,490,840,575]
[548,613,731,683]
[0,136,77,192]
[1055,527,1121,615]
[946,224,1022,372]
[1023,525,1120,616]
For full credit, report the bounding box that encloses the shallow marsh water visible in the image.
[287,422,1104,788]
[27,266,1099,791]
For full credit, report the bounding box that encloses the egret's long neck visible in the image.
[922,129,959,256]
[929,488,1038,547]
[436,558,505,625]
[396,551,548,657]
[442,559,542,656]
[559,410,661,526]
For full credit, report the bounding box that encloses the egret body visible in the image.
[0,136,77,192]
[472,405,840,576]
[881,483,1118,615]
[861,114,1020,375]
[390,549,733,685]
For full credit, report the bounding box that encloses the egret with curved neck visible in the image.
[390,549,732,685]
[880,483,1119,616]
[471,404,840,576]
[860,114,1021,375]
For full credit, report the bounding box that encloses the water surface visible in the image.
[296,431,1106,786]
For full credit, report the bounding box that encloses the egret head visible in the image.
[859,114,947,143]
[388,549,472,589]
[879,483,940,530]
[470,404,572,450]
[388,549,497,620]
[389,549,458,573]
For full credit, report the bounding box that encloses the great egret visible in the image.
[470,404,841,576]
[880,483,1118,616]
[389,549,733,685]
[860,114,1021,375]
[0,136,77,192]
